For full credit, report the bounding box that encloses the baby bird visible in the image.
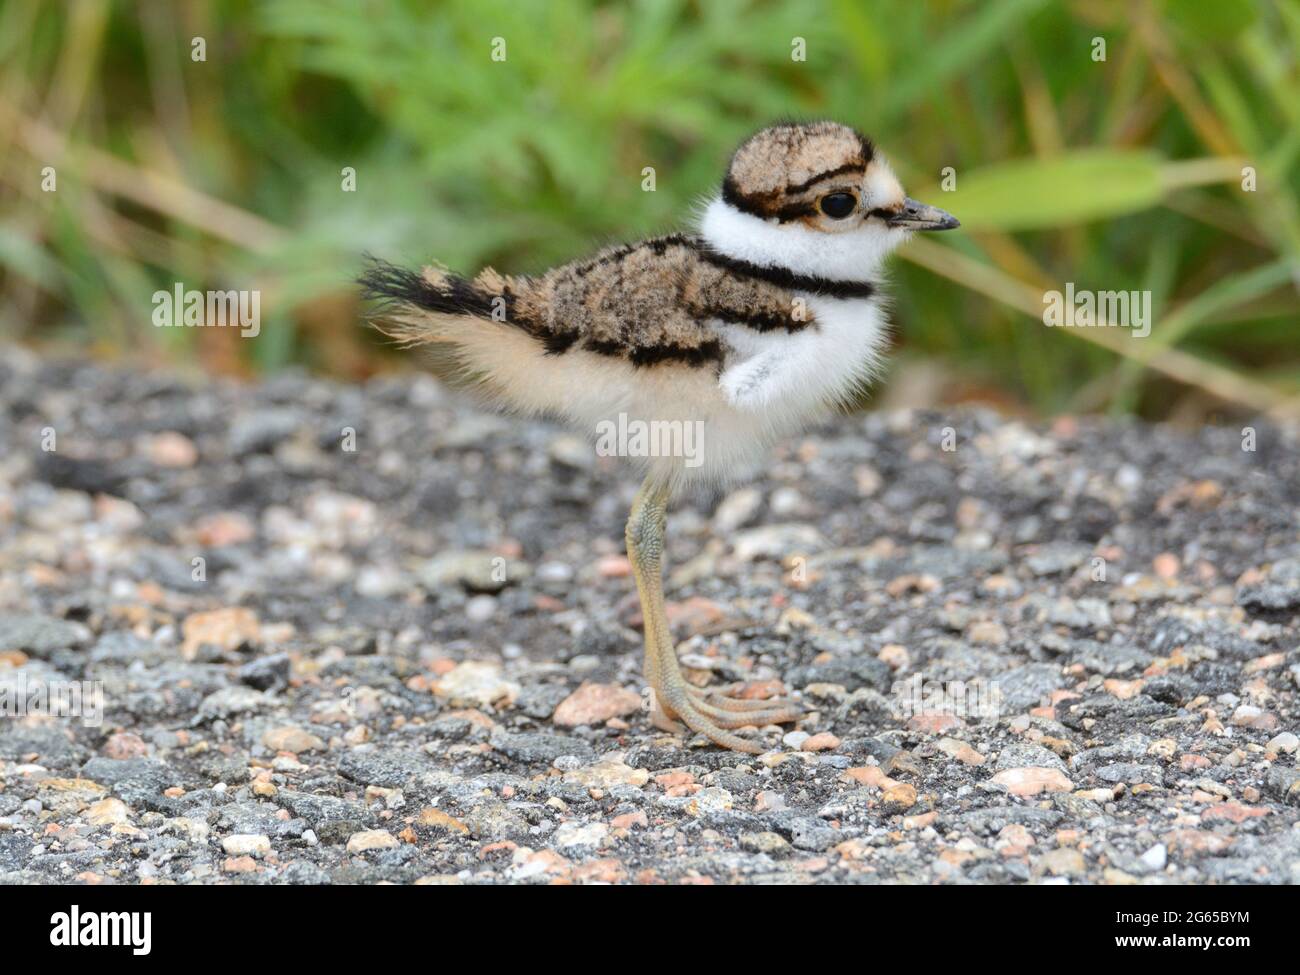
[361,121,958,753]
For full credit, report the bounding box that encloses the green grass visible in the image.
[0,0,1297,419]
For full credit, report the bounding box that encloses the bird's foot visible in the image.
[647,676,802,755]
[686,684,803,727]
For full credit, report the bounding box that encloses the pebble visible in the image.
[881,783,918,811]
[420,550,522,594]
[432,661,521,707]
[782,731,810,750]
[937,738,986,765]
[263,726,325,753]
[346,830,399,853]
[181,607,261,658]
[685,788,734,816]
[990,767,1073,797]
[85,799,130,826]
[1035,847,1086,878]
[1266,732,1299,755]
[1232,705,1279,731]
[1138,844,1167,871]
[740,831,791,855]
[553,682,642,727]
[712,487,763,533]
[464,594,498,622]
[731,523,826,561]
[562,757,649,789]
[102,733,149,760]
[222,834,271,858]
[801,732,840,752]
[142,431,198,468]
[553,822,608,849]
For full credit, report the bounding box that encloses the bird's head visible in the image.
[702,121,958,281]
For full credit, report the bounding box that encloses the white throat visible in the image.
[697,196,901,282]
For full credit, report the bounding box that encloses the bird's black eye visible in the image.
[819,192,858,219]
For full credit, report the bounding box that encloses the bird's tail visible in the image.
[358,257,523,346]
[358,256,582,418]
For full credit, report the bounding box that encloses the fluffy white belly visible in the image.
[600,294,889,490]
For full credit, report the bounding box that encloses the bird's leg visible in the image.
[625,477,801,754]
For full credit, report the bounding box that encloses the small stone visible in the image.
[418,808,470,834]
[464,594,498,622]
[553,682,642,727]
[85,798,130,826]
[995,823,1035,855]
[1104,678,1144,700]
[420,550,525,593]
[1231,705,1279,731]
[907,713,963,735]
[878,644,910,670]
[1035,847,1086,878]
[1153,553,1180,580]
[222,834,271,857]
[740,831,791,856]
[782,730,811,750]
[685,787,733,816]
[262,726,325,754]
[1202,802,1269,824]
[548,434,592,469]
[937,737,986,765]
[712,487,763,533]
[595,555,632,578]
[142,431,198,468]
[843,766,891,789]
[1266,732,1299,755]
[562,757,649,789]
[732,523,826,561]
[881,782,918,811]
[432,661,520,708]
[801,732,840,752]
[553,821,608,850]
[1167,829,1234,856]
[1138,844,1167,871]
[102,733,148,760]
[194,511,255,547]
[346,829,399,853]
[967,620,1007,645]
[181,607,260,659]
[1104,867,1140,885]
[611,811,648,830]
[990,767,1073,797]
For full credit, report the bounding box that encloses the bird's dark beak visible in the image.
[886,197,960,231]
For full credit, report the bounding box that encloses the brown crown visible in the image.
[722,121,875,222]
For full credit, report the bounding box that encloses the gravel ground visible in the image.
[1,348,1298,885]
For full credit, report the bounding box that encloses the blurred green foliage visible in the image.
[0,0,1297,418]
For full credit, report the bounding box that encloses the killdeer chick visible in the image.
[361,121,958,754]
